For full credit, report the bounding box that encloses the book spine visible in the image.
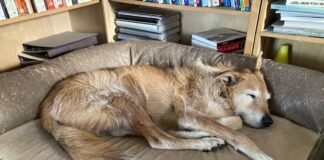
[217,37,246,46]
[4,0,19,18]
[32,0,47,12]
[188,0,196,6]
[286,0,324,8]
[45,0,55,10]
[196,0,201,6]
[0,1,6,20]
[15,0,28,14]
[46,36,98,58]
[244,0,250,11]
[212,0,219,6]
[183,0,189,5]
[64,0,73,6]
[224,0,231,7]
[240,0,245,10]
[53,0,64,8]
[233,0,240,10]
[24,0,34,13]
[0,0,9,18]
[217,40,245,53]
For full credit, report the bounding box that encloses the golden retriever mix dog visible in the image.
[40,53,273,160]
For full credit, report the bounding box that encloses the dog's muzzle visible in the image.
[261,115,273,128]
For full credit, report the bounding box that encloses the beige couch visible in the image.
[0,41,323,160]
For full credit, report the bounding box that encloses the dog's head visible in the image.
[193,54,272,128]
[228,52,272,128]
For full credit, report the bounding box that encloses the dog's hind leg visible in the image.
[110,96,225,151]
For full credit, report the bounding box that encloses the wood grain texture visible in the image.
[180,11,249,45]
[244,0,261,56]
[0,0,100,27]
[69,3,107,43]
[262,38,324,72]
[261,31,324,44]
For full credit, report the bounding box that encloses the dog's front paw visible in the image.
[200,137,226,152]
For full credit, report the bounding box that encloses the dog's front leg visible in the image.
[178,112,272,160]
[168,130,211,139]
[217,116,243,131]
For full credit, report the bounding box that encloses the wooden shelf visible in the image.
[110,0,250,16]
[260,31,324,44]
[0,0,100,27]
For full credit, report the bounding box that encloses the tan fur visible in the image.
[40,60,272,160]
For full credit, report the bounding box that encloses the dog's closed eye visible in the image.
[247,94,256,99]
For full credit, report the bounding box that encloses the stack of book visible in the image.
[142,0,252,11]
[18,31,98,67]
[0,0,92,20]
[115,7,181,43]
[269,0,324,38]
[191,27,246,54]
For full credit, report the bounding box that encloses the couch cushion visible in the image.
[0,116,319,160]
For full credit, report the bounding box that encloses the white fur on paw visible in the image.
[199,137,226,151]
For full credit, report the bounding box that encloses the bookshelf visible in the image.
[253,0,324,72]
[105,0,262,56]
[109,0,250,16]
[0,0,100,27]
[0,0,107,72]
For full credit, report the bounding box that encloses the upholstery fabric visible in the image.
[0,116,319,160]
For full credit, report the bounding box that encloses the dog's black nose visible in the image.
[261,115,273,127]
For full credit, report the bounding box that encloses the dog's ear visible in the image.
[255,51,263,71]
[218,71,241,86]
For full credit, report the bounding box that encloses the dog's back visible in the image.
[40,65,190,160]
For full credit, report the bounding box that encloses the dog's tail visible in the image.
[41,105,127,160]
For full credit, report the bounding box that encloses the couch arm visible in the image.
[262,59,324,134]
[0,43,131,134]
[130,41,324,133]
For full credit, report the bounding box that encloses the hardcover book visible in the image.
[271,1,324,14]
[116,12,180,25]
[286,0,324,8]
[32,0,47,12]
[0,0,9,18]
[283,21,324,30]
[281,16,324,23]
[117,8,180,21]
[117,33,180,43]
[270,20,324,38]
[65,0,73,6]
[3,0,18,18]
[45,0,55,10]
[16,0,28,14]
[192,28,246,47]
[276,10,324,17]
[115,19,180,33]
[117,27,180,40]
[0,1,6,20]
[24,0,34,13]
[53,0,64,8]
[22,31,98,58]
